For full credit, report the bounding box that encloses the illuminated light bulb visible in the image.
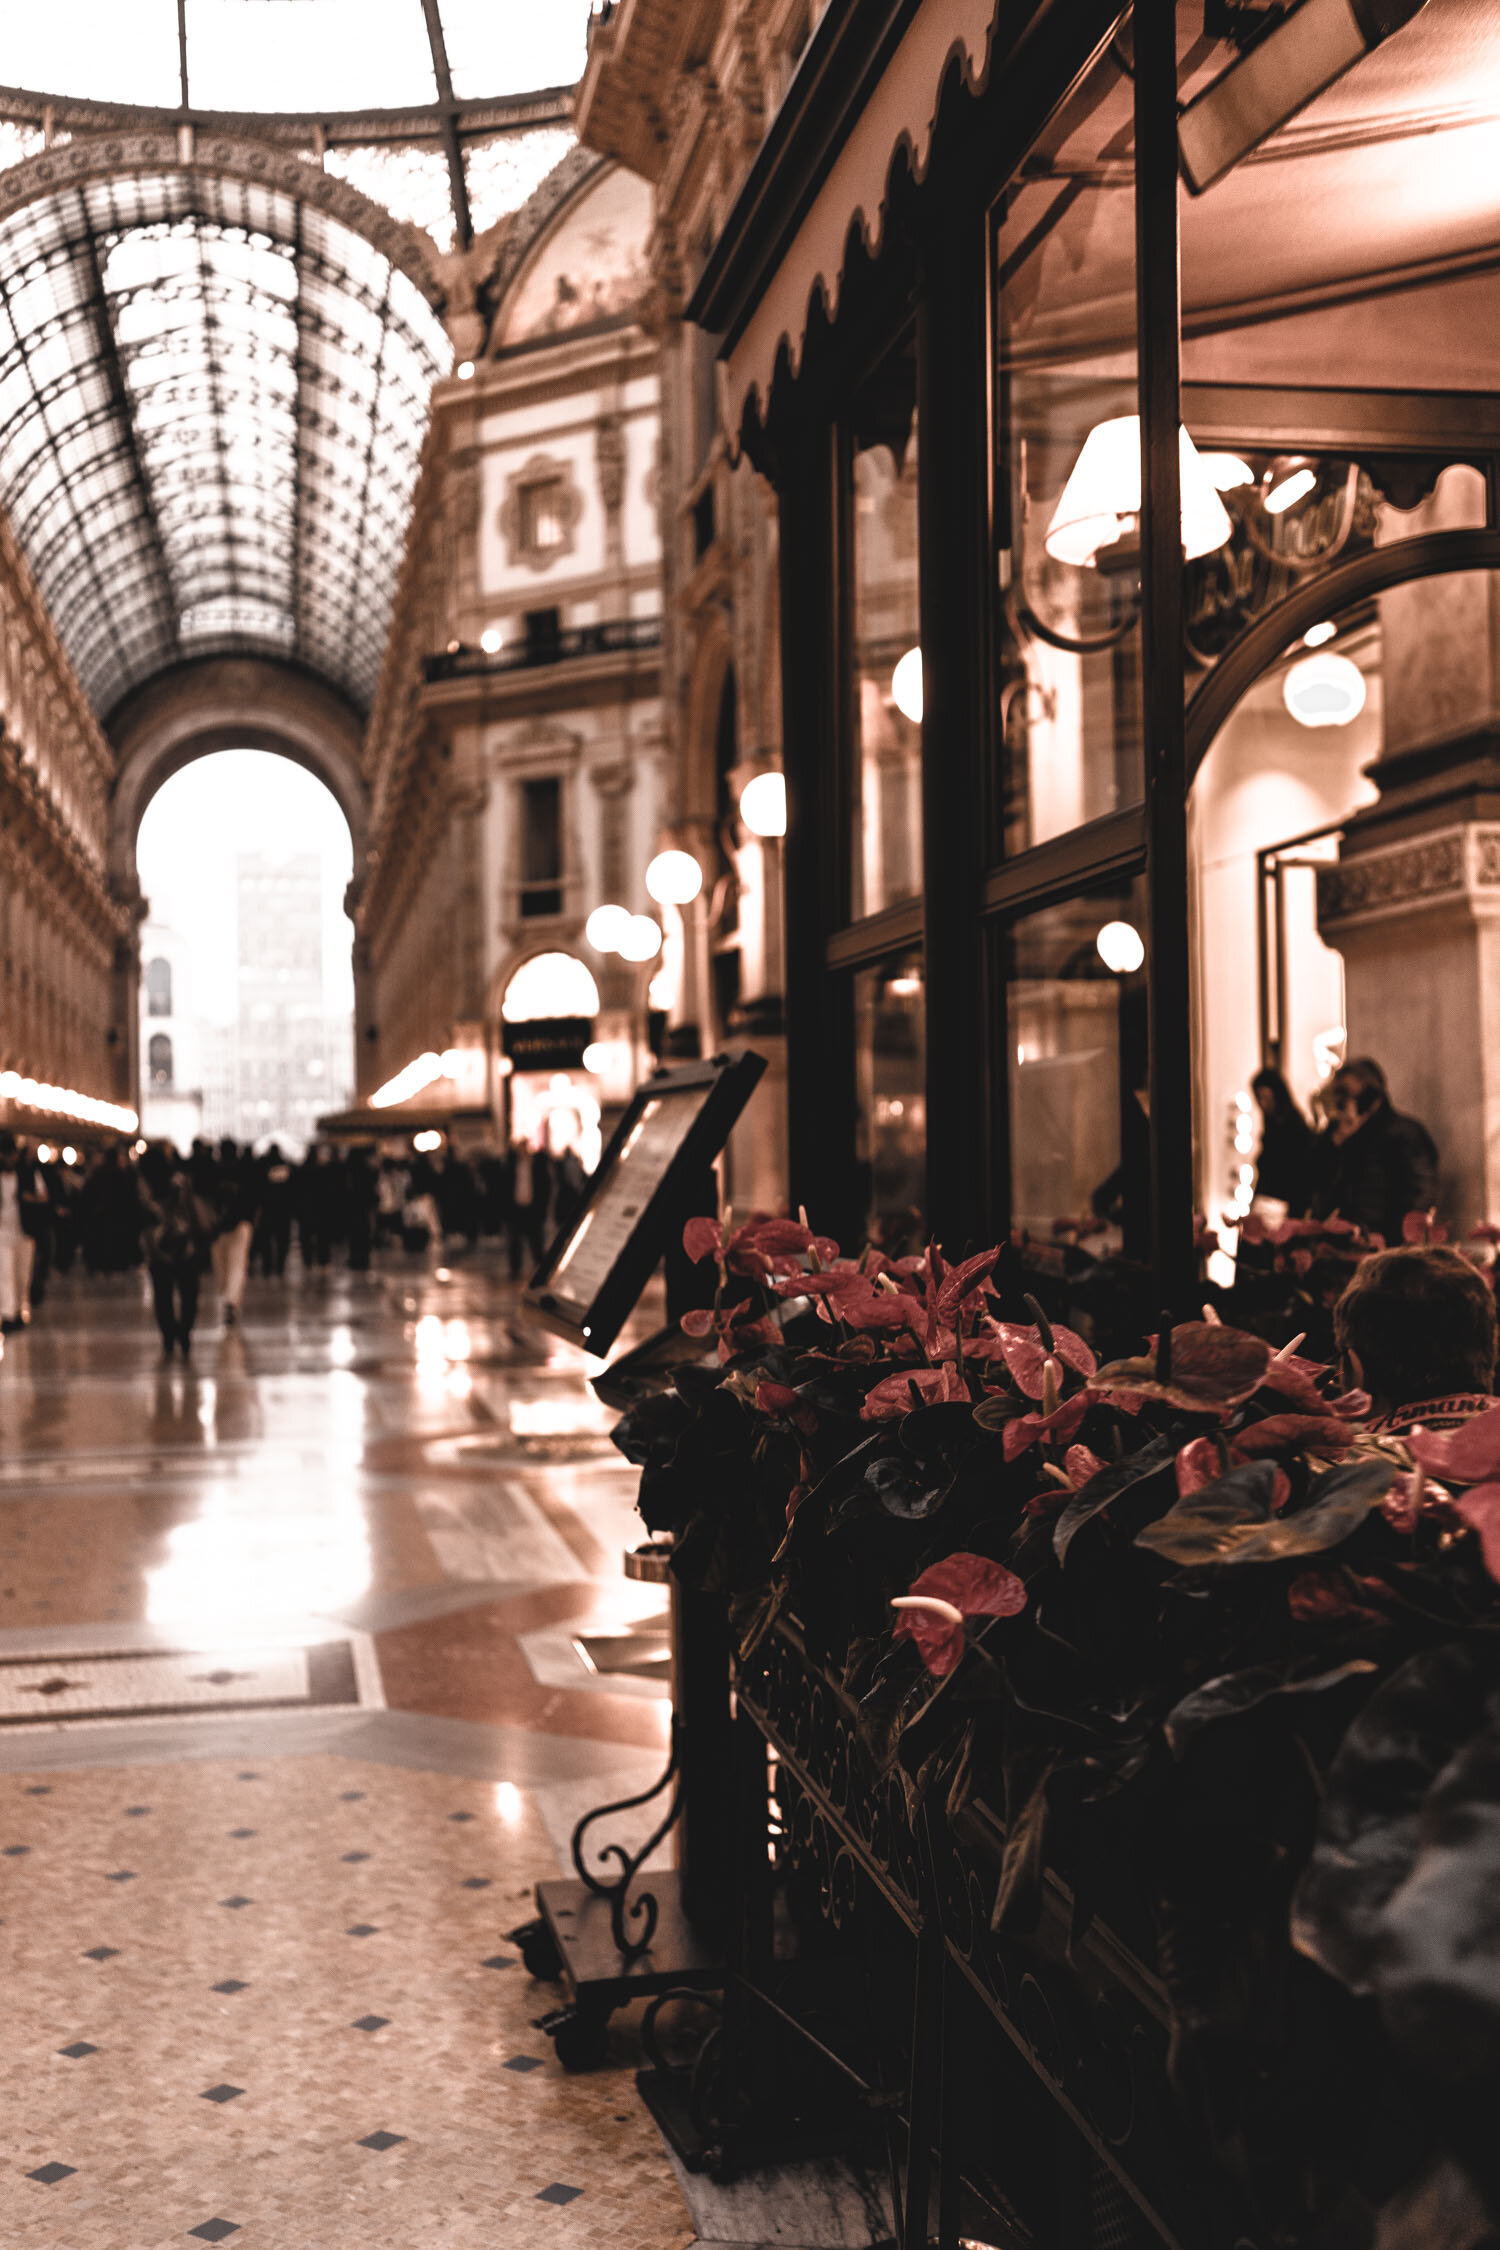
[618,914,664,964]
[1096,920,1146,974]
[645,849,704,907]
[581,1043,609,1074]
[1303,619,1337,648]
[1198,451,1254,491]
[62,1146,77,1165]
[891,647,924,724]
[455,360,476,381]
[413,1129,443,1153]
[480,626,503,654]
[585,903,632,954]
[738,770,787,839]
[1283,651,1366,728]
[1045,418,1232,568]
[36,1143,53,1164]
[1263,457,1317,516]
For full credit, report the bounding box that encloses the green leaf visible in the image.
[1053,1433,1177,1563]
[1135,1454,1395,1567]
[1132,1458,1280,1565]
[1164,1656,1377,1756]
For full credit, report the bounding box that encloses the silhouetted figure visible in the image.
[80,1146,146,1273]
[0,1133,43,1331]
[1251,1066,1320,1215]
[506,1139,551,1279]
[345,1146,377,1271]
[211,1138,258,1323]
[143,1165,212,1357]
[255,1144,295,1276]
[1334,1243,1496,1430]
[1313,1057,1439,1244]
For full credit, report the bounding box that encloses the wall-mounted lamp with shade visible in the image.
[1044,419,1233,571]
[739,770,787,839]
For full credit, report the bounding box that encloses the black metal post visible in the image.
[777,419,862,1244]
[917,203,994,1251]
[1134,1,1196,1317]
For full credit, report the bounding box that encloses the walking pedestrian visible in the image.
[210,1138,257,1325]
[0,1134,42,1333]
[143,1161,213,1357]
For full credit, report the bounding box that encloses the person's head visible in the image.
[1334,1245,1497,1411]
[0,1132,15,1171]
[1252,1066,1299,1121]
[219,1138,237,1161]
[1327,1057,1388,1136]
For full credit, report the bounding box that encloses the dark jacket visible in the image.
[1312,1102,1439,1244]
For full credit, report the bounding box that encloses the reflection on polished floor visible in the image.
[0,1254,698,2249]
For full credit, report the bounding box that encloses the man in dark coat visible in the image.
[1313,1057,1439,1245]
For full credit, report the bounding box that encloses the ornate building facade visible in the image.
[0,510,136,1138]
[575,0,817,1208]
[355,151,668,1154]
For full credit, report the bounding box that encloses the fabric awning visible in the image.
[724,0,1001,440]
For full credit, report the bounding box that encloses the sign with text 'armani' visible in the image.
[502,1017,593,1073]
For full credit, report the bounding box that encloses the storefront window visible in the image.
[1006,881,1147,1256]
[994,44,1143,856]
[850,336,921,920]
[854,951,925,1248]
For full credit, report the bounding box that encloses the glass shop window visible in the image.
[850,335,922,921]
[993,42,1143,857]
[519,777,564,919]
[147,1032,174,1090]
[520,479,567,556]
[854,950,926,1250]
[1005,880,1148,1260]
[145,956,172,1017]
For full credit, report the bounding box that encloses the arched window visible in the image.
[147,1033,173,1090]
[145,956,172,1017]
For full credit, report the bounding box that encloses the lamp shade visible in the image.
[1283,651,1366,728]
[739,770,787,839]
[618,914,664,963]
[645,849,704,907]
[891,647,923,724]
[1045,417,1232,568]
[585,904,631,954]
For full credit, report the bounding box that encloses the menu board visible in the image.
[526,1054,765,1357]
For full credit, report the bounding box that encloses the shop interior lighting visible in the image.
[1303,619,1338,647]
[891,647,924,724]
[1045,419,1232,568]
[738,770,788,839]
[0,1071,138,1133]
[645,849,704,907]
[618,914,664,964]
[36,1143,54,1164]
[412,1129,444,1153]
[1096,920,1146,974]
[1178,0,1431,195]
[1263,456,1319,515]
[585,903,633,955]
[369,1051,444,1108]
[480,626,504,654]
[1198,451,1255,491]
[62,1147,78,1166]
[1284,650,1367,726]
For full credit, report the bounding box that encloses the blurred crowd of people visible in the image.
[0,1130,589,1356]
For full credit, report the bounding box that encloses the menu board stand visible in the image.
[525,1051,766,1359]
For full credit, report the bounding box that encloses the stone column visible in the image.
[1317,471,1500,1230]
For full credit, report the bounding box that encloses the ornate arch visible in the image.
[0,130,450,311]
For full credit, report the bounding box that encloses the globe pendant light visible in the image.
[1044,418,1233,569]
[1283,651,1366,729]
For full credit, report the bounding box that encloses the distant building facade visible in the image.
[199,853,353,1152]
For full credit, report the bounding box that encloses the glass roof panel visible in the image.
[0,167,449,716]
[324,144,457,254]
[438,0,589,102]
[0,0,594,115]
[184,0,437,114]
[464,125,577,237]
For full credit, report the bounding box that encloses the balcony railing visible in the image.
[423,615,661,684]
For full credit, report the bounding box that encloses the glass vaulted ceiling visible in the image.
[0,0,597,716]
[0,172,451,715]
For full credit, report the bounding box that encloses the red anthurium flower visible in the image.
[754,1380,799,1416]
[1002,1391,1089,1461]
[1233,1414,1357,1458]
[1288,1571,1388,1625]
[935,1247,1001,1324]
[679,1307,716,1338]
[891,1552,1028,1676]
[1454,1488,1500,1581]
[860,1364,971,1422]
[1469,1222,1500,1246]
[1063,1444,1107,1488]
[1402,1209,1448,1246]
[994,1321,1097,1401]
[682,1216,724,1265]
[1406,1406,1500,1486]
[1175,1435,1222,1496]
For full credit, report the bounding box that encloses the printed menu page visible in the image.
[544,1088,709,1316]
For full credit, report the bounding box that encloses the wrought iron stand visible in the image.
[511,1546,728,2074]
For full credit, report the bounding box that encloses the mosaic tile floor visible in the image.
[0,1255,697,2249]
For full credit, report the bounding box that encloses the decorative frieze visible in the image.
[1316,825,1500,929]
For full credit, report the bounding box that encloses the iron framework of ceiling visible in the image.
[0,168,451,721]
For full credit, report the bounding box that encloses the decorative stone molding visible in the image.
[595,412,627,516]
[1316,826,1500,930]
[481,146,606,332]
[498,454,584,574]
[0,132,448,312]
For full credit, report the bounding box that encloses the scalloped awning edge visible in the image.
[723,0,1002,448]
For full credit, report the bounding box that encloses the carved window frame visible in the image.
[499,453,584,574]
